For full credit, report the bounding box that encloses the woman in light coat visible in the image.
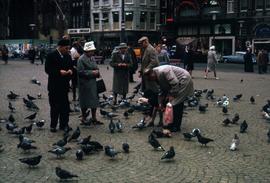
[77,41,102,125]
[205,46,219,79]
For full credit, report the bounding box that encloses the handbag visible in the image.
[96,79,106,94]
[163,102,173,126]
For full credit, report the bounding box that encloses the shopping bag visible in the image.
[163,102,173,126]
[96,79,106,94]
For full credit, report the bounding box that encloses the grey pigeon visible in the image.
[250,96,255,104]
[48,147,71,158]
[24,112,37,121]
[230,134,240,151]
[104,145,120,158]
[115,120,123,132]
[76,149,84,160]
[17,141,37,151]
[19,155,42,167]
[148,133,165,151]
[240,120,248,133]
[68,127,80,142]
[53,135,69,147]
[8,102,16,112]
[7,91,19,100]
[132,117,146,129]
[122,142,129,153]
[55,167,78,180]
[193,130,214,146]
[161,146,175,160]
[109,118,116,133]
[34,120,45,128]
[77,135,91,145]
[27,94,36,101]
[231,113,240,124]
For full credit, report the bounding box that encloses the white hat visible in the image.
[210,46,215,50]
[84,41,96,51]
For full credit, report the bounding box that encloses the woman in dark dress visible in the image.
[244,47,254,72]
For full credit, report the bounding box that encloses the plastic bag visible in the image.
[163,102,173,126]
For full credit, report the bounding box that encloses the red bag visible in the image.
[163,102,173,126]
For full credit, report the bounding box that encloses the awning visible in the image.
[176,37,196,45]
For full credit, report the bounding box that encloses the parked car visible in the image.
[222,51,256,63]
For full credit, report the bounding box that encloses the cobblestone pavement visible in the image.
[0,60,270,183]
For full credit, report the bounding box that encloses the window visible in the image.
[140,0,146,5]
[227,0,234,13]
[93,13,99,30]
[102,13,109,30]
[125,0,133,4]
[267,0,270,9]
[150,0,156,6]
[112,11,119,30]
[103,0,109,5]
[93,0,99,7]
[140,11,147,30]
[149,12,155,30]
[240,0,248,11]
[255,0,263,10]
[161,0,167,8]
[178,26,198,36]
[113,0,119,5]
[125,11,133,29]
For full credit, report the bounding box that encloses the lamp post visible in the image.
[29,24,36,46]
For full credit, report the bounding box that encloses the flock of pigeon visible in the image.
[1,76,270,180]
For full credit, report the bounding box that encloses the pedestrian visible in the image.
[183,46,189,69]
[138,36,159,92]
[127,42,138,83]
[156,44,170,64]
[1,45,9,64]
[244,47,254,72]
[77,41,103,125]
[257,49,264,74]
[138,36,159,125]
[45,39,73,133]
[39,47,46,64]
[28,47,36,64]
[70,41,81,101]
[186,45,194,77]
[204,45,219,79]
[110,43,133,105]
[144,65,194,132]
[262,49,269,73]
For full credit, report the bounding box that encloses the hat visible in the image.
[210,46,215,50]
[138,36,148,43]
[58,39,70,46]
[118,43,128,49]
[84,41,96,51]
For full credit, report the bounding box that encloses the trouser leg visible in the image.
[49,93,59,129]
[59,93,70,129]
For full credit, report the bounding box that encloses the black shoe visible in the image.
[50,128,57,133]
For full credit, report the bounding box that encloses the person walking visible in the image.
[204,45,219,79]
[45,39,73,133]
[186,46,194,77]
[156,44,170,64]
[244,47,254,72]
[77,41,103,125]
[127,42,138,83]
[28,47,36,64]
[1,45,9,64]
[144,65,194,132]
[39,47,46,65]
[262,49,269,73]
[257,49,264,74]
[110,43,133,104]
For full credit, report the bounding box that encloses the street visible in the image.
[0,59,270,183]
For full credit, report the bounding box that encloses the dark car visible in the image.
[222,51,256,63]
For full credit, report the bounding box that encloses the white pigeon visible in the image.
[230,134,240,151]
[262,111,270,120]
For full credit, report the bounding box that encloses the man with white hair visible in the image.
[204,45,219,79]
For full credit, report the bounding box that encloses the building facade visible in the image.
[161,0,270,56]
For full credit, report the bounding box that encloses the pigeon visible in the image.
[132,117,146,129]
[8,114,15,123]
[161,146,175,160]
[148,133,165,151]
[250,96,255,104]
[109,118,116,133]
[17,141,37,151]
[24,124,33,133]
[88,141,103,151]
[262,111,270,120]
[48,147,71,158]
[231,113,240,124]
[27,94,36,101]
[31,77,41,86]
[55,167,78,180]
[240,79,243,83]
[34,120,45,128]
[240,120,248,133]
[68,127,80,142]
[122,142,130,153]
[100,109,109,117]
[222,106,228,114]
[81,144,95,155]
[53,135,69,147]
[6,122,17,131]
[233,94,242,101]
[193,131,214,146]
[10,127,25,135]
[230,134,240,151]
[8,102,16,112]
[19,155,42,167]
[123,111,129,119]
[267,129,270,143]
[222,118,232,126]
[24,112,37,121]
[115,120,123,132]
[76,149,84,160]
[19,134,35,144]
[104,145,120,158]
[7,91,20,100]
[107,112,118,118]
[77,135,91,145]
[37,93,42,99]
[183,132,195,140]
[198,103,208,112]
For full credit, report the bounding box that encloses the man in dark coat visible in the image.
[45,39,73,132]
[110,43,133,104]
[244,47,254,72]
[127,42,138,82]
